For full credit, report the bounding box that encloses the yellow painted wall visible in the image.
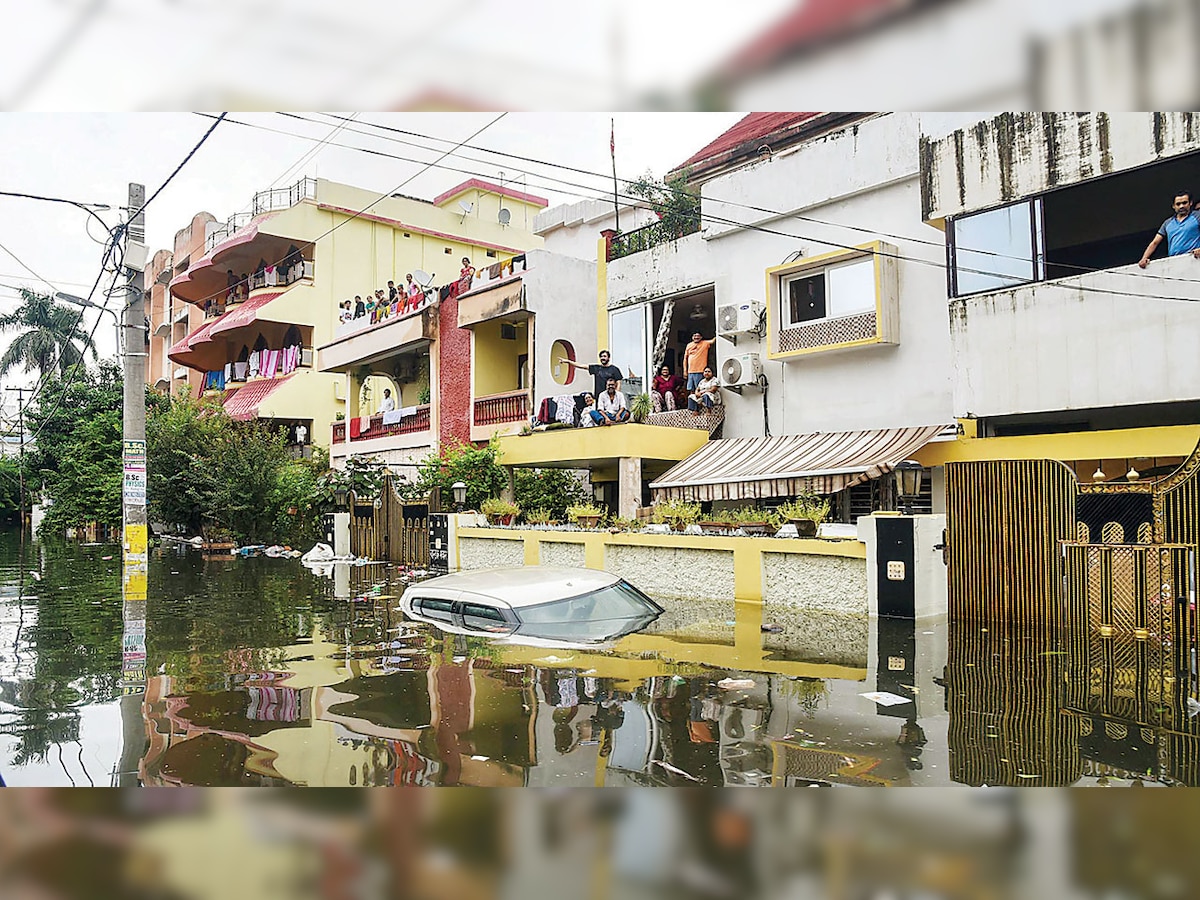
[473,319,527,396]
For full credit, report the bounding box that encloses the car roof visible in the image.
[411,566,623,609]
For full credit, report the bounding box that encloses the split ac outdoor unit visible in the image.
[717,300,763,338]
[722,353,763,388]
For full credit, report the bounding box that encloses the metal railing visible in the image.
[204,176,318,254]
[609,218,700,260]
[474,390,529,426]
[246,259,313,293]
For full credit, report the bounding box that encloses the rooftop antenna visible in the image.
[412,269,434,287]
[458,199,473,223]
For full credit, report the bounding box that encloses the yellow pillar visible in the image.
[732,543,763,601]
[524,535,539,565]
[584,533,605,570]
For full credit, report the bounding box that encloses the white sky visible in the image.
[0,111,747,387]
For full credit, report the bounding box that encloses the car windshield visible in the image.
[514,580,662,642]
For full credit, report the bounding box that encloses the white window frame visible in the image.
[780,256,876,328]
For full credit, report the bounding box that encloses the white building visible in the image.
[601,112,955,518]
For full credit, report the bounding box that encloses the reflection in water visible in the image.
[0,529,1197,787]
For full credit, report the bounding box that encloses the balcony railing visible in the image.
[204,176,318,254]
[247,259,313,293]
[332,405,432,443]
[608,218,700,261]
[474,390,529,426]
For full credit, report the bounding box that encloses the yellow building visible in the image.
[164,176,546,454]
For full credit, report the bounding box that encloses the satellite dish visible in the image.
[498,208,511,226]
[458,200,473,214]
[413,269,433,287]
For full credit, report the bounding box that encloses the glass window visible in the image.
[827,258,876,317]
[608,306,647,395]
[952,202,1037,295]
[462,602,512,632]
[784,272,826,325]
[416,597,455,623]
[515,581,662,642]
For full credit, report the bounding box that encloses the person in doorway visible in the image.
[560,349,624,398]
[226,269,238,302]
[379,388,396,414]
[1139,190,1200,267]
[687,367,722,414]
[651,364,683,413]
[683,331,715,392]
[589,379,629,426]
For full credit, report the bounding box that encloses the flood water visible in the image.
[0,529,1187,787]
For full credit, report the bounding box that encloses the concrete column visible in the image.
[502,466,516,503]
[617,456,641,520]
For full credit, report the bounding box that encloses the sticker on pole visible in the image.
[123,439,147,505]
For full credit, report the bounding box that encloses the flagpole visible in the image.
[610,117,620,233]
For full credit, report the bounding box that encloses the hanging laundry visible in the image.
[248,350,261,377]
[233,361,248,381]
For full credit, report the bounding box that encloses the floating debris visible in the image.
[717,678,756,691]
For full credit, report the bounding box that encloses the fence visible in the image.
[474,390,529,426]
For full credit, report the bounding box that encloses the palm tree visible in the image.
[0,288,98,380]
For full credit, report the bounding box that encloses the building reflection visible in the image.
[136,589,957,787]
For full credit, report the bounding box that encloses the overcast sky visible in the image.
[0,111,746,386]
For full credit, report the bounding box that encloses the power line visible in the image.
[193,112,1200,307]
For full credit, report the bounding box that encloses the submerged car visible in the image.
[398,566,663,646]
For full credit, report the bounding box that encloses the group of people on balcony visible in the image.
[542,338,721,430]
[338,274,430,326]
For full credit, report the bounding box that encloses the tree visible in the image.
[514,468,590,520]
[411,437,507,510]
[24,359,124,535]
[0,288,99,380]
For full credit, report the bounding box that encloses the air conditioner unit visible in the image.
[717,300,763,338]
[721,352,763,388]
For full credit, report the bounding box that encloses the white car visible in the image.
[398,566,663,646]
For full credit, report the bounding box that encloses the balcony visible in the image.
[204,177,317,255]
[332,405,431,443]
[319,305,436,373]
[608,218,700,261]
[471,390,529,442]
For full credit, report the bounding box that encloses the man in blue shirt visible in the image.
[1139,191,1200,267]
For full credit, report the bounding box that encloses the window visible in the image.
[416,597,455,623]
[462,603,512,632]
[949,199,1044,296]
[767,243,897,358]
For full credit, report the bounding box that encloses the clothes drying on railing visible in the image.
[534,393,589,428]
[233,361,248,381]
[203,369,225,391]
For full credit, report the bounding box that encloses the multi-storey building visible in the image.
[147,212,213,397]
[160,176,549,463]
[917,111,1200,481]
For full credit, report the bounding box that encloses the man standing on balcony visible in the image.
[590,378,630,426]
[560,349,624,398]
[1139,191,1200,267]
[379,388,395,414]
[683,331,715,392]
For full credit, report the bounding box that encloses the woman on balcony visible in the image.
[687,367,722,415]
[458,257,475,293]
[405,273,423,312]
[651,364,683,413]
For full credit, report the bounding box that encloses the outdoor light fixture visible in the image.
[894,461,924,513]
[451,481,467,510]
[333,486,349,508]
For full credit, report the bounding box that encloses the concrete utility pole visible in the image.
[122,182,148,563]
[117,183,149,784]
[4,387,27,531]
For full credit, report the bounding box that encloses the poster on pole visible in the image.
[123,439,147,506]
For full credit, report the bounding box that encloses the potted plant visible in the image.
[698,511,733,534]
[481,497,520,526]
[652,500,701,531]
[778,495,831,538]
[629,392,652,424]
[608,515,639,533]
[566,502,605,529]
[525,508,552,526]
[731,507,780,536]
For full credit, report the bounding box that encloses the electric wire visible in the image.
[191,112,1200,307]
[307,110,1200,290]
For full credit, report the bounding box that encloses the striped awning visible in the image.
[223,374,295,421]
[650,425,949,502]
